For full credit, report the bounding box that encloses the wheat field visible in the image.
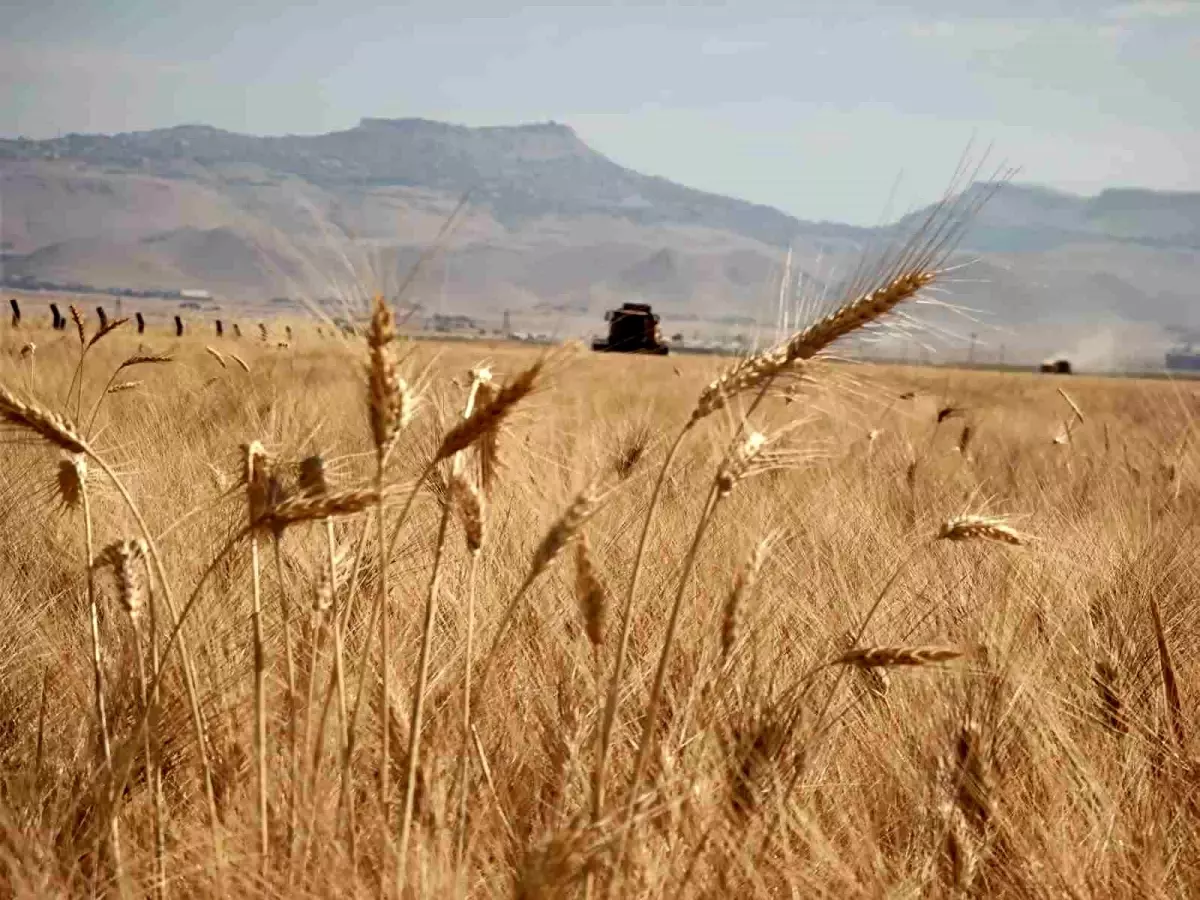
[0,264,1198,900]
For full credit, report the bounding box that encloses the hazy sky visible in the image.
[3,0,1198,224]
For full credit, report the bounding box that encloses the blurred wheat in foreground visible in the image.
[0,225,1199,900]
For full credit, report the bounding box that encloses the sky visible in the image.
[2,0,1198,225]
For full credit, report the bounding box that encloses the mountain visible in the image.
[2,118,1197,366]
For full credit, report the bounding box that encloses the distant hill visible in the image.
[2,118,1197,366]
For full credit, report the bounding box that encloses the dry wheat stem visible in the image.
[297,517,356,874]
[454,550,482,883]
[614,423,781,884]
[590,422,693,849]
[272,537,301,876]
[610,482,721,893]
[396,498,454,891]
[79,459,126,893]
[139,543,168,900]
[342,460,434,847]
[249,483,270,876]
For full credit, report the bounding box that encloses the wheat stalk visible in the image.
[76,453,125,891]
[244,441,272,876]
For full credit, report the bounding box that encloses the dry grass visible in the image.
[0,295,1198,900]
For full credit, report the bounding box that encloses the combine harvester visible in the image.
[592,302,669,355]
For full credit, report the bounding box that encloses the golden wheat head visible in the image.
[937,515,1032,546]
[0,387,88,454]
[834,646,964,669]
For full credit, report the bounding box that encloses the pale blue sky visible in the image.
[3,0,1198,224]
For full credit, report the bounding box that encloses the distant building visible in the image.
[181,289,212,300]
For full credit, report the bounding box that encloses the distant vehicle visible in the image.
[1040,358,1072,374]
[1166,344,1200,372]
[592,302,669,355]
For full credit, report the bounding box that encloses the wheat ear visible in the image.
[833,645,964,668]
[937,515,1032,546]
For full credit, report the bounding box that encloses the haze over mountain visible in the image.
[2,117,1197,366]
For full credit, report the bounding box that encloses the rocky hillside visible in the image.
[2,118,1197,364]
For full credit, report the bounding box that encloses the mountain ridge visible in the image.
[2,118,1197,365]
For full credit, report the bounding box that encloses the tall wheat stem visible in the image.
[609,483,721,895]
[272,538,301,874]
[129,617,158,900]
[591,426,688,827]
[396,500,454,891]
[298,517,356,876]
[592,377,775,851]
[328,519,356,861]
[453,551,480,888]
[142,552,167,900]
[250,528,269,876]
[80,473,126,895]
[374,450,393,898]
[344,463,433,822]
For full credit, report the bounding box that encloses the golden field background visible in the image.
[0,312,1197,899]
